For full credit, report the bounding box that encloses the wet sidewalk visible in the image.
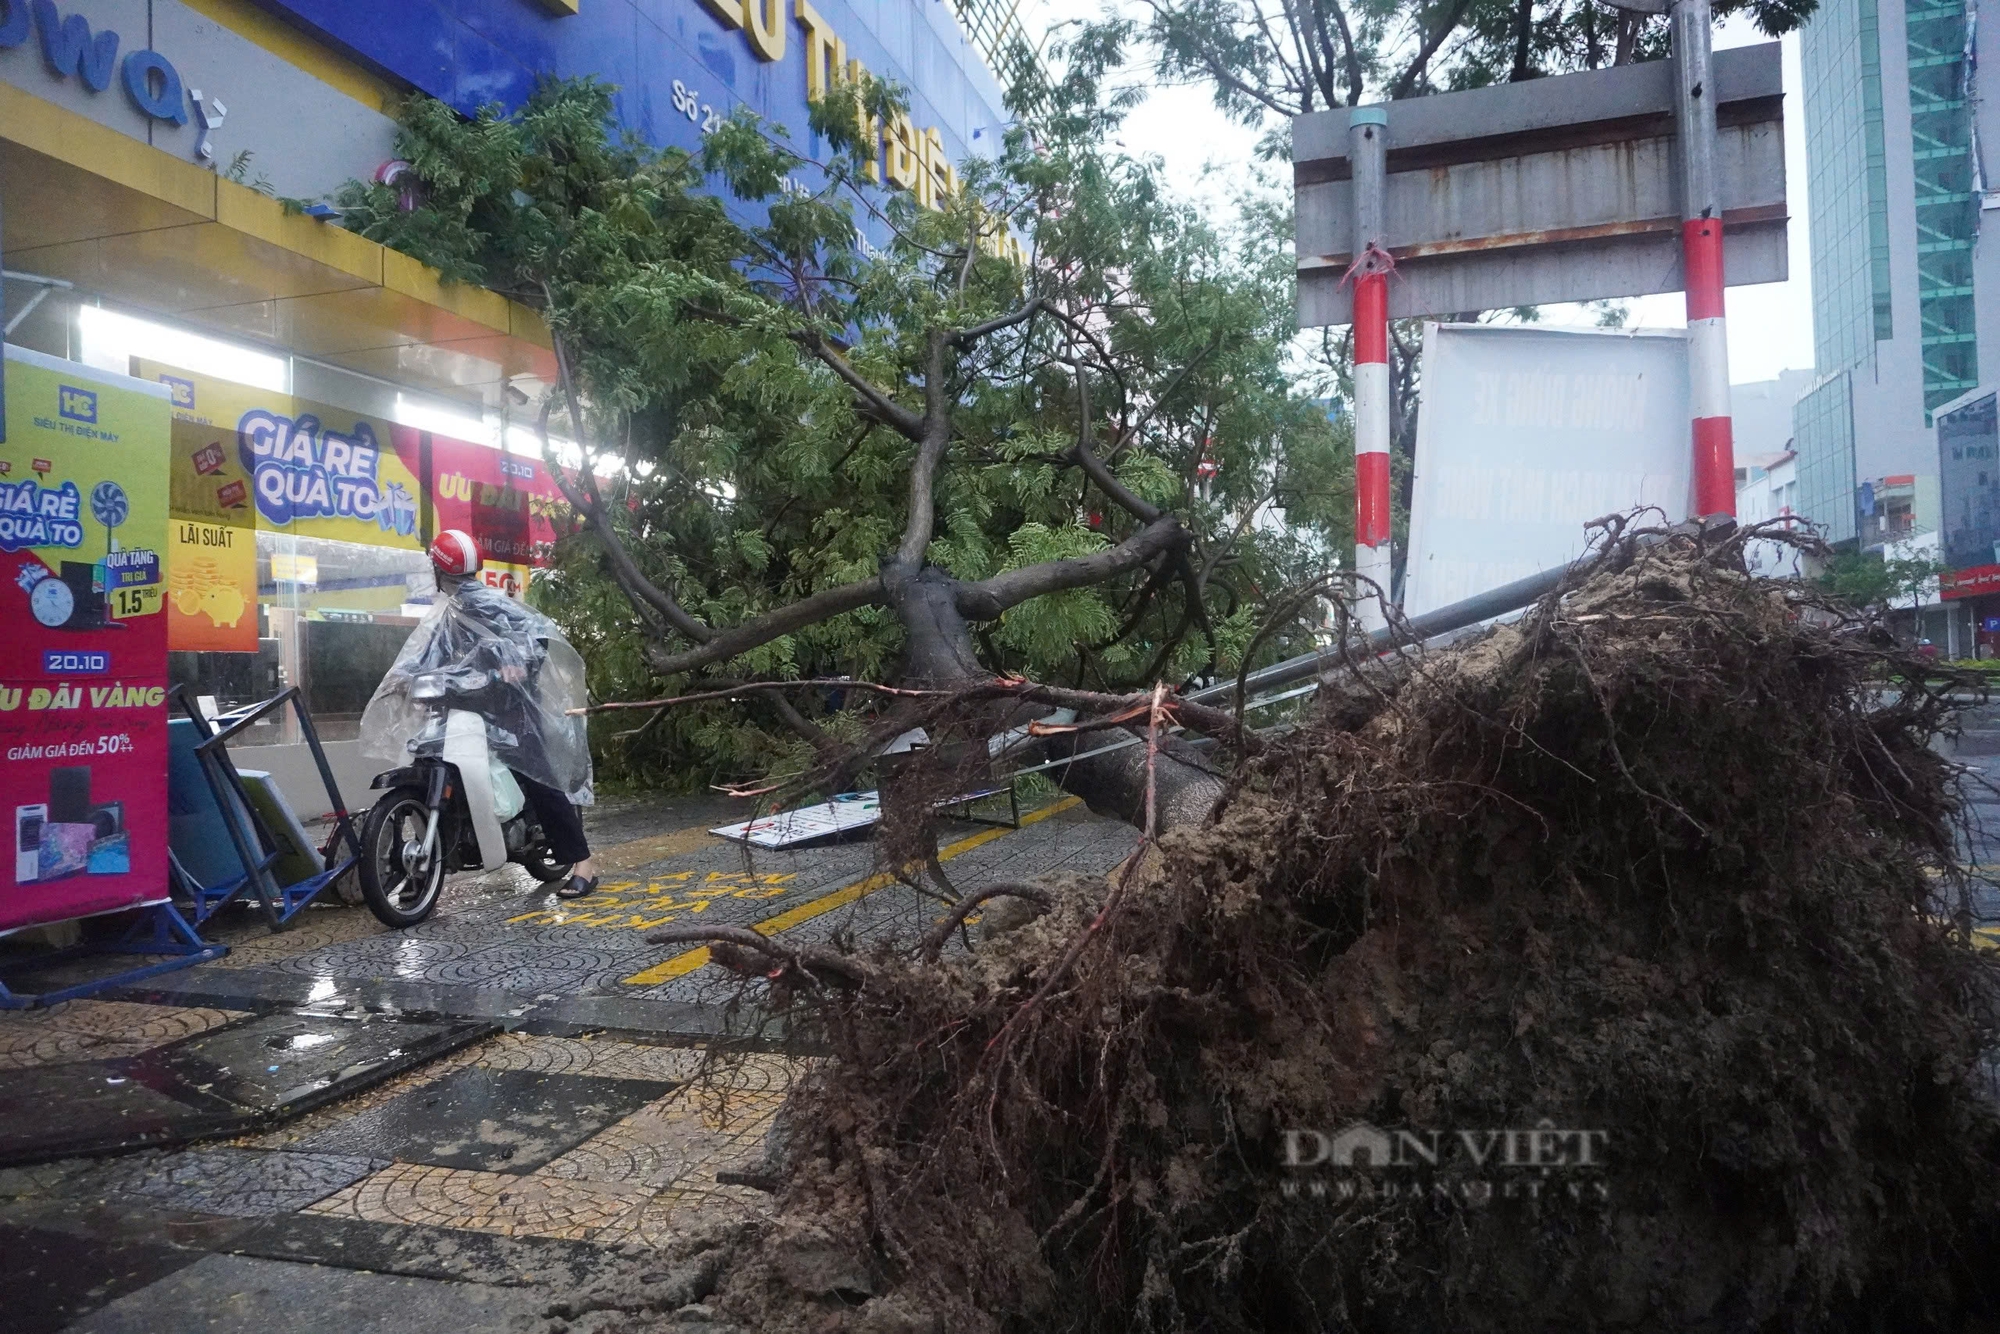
[0,789,1137,1332]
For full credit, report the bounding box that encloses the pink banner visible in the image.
[389,427,578,568]
[2,349,172,931]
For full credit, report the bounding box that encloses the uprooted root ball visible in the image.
[710,537,2000,1334]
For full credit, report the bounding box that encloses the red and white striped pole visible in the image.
[1674,0,1735,520]
[1349,105,1393,630]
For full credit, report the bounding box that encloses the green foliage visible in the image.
[322,63,1342,790]
[1109,0,1818,122]
[1813,549,1946,609]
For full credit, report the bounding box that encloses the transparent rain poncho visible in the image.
[360,579,594,805]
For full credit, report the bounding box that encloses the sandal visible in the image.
[555,874,599,900]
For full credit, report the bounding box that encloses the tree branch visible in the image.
[1392,0,1475,97]
[1066,359,1165,526]
[643,576,888,676]
[948,297,1044,349]
[540,334,714,645]
[919,883,1053,962]
[897,328,954,569]
[794,329,925,440]
[954,515,1191,620]
[644,925,871,990]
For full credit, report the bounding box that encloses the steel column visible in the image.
[1674,0,1735,518]
[1349,105,1393,629]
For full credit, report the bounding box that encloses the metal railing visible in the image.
[947,0,1050,114]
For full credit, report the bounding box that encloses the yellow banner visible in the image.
[1,347,172,670]
[137,360,422,550]
[166,519,257,653]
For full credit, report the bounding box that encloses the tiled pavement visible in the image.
[0,790,1135,1331]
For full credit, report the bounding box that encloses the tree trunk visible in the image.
[1040,729,1226,831]
[883,562,1225,834]
[1510,0,1535,80]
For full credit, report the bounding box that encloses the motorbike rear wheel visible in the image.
[518,847,575,884]
[359,787,446,927]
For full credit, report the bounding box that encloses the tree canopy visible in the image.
[328,54,1344,793]
[1111,0,1818,140]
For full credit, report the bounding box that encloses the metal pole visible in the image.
[1348,105,1393,630]
[1181,558,1571,706]
[1674,0,1735,519]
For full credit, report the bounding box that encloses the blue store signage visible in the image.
[0,0,190,126]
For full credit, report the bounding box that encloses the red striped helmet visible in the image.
[428,528,482,576]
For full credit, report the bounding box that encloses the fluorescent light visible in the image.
[505,422,572,457]
[394,393,498,447]
[78,305,287,392]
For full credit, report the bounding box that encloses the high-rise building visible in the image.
[1792,0,1995,552]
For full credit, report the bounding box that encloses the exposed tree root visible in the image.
[599,528,2000,1334]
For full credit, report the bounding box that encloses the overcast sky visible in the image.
[1015,6,1814,388]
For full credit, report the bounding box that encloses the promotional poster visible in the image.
[138,360,573,578]
[138,359,424,553]
[166,518,258,653]
[419,428,577,571]
[1,346,174,932]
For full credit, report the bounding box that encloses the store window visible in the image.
[11,296,576,757]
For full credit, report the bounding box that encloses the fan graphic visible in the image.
[91,481,128,554]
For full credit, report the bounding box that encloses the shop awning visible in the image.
[0,83,555,407]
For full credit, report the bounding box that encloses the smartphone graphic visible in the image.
[15,805,46,884]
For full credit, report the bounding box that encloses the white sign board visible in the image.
[1404,324,1692,617]
[713,792,882,848]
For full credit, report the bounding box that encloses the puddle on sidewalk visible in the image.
[0,1008,491,1163]
[299,1066,680,1172]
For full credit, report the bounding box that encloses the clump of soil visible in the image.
[706,531,2000,1333]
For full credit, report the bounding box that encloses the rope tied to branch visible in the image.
[1338,240,1397,288]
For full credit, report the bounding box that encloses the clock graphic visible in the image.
[30,576,75,629]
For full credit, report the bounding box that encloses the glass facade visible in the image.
[1940,392,2000,567]
[1801,0,1894,374]
[1906,0,1980,415]
[1795,371,1859,543]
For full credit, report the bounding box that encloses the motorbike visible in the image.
[357,665,574,927]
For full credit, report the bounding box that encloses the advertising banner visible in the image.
[136,360,422,551]
[419,430,576,570]
[166,518,258,652]
[1404,324,1692,618]
[1,346,174,931]
[138,362,574,571]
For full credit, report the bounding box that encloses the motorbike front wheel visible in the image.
[359,787,446,927]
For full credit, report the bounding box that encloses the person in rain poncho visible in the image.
[360,529,602,899]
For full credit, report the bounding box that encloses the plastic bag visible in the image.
[489,757,525,821]
[359,579,594,805]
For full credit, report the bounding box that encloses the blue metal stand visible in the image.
[169,686,363,931]
[0,899,227,1009]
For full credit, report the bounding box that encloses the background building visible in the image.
[1792,0,1996,553]
[1,0,1017,806]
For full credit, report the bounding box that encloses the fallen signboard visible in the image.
[712,792,884,848]
[1403,323,1692,617]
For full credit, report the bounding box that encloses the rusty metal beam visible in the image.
[1293,43,1786,325]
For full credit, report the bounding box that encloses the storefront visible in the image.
[1937,389,2000,657]
[4,0,1013,814]
[2,0,563,807]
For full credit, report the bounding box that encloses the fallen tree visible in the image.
[329,60,1345,820]
[570,528,2000,1334]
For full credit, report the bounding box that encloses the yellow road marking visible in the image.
[595,823,724,871]
[619,796,1084,986]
